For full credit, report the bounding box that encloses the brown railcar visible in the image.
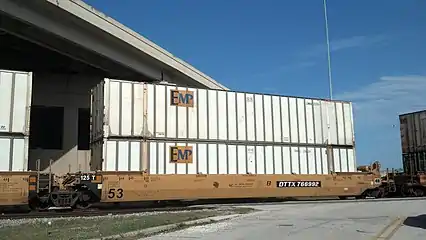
[99,172,381,203]
[0,161,384,211]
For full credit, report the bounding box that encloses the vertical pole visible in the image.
[386,168,389,182]
[323,0,334,173]
[142,83,149,172]
[323,0,333,101]
[49,159,53,193]
[36,159,40,193]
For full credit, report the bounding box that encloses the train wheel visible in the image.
[76,192,93,209]
[37,205,50,211]
[404,187,416,197]
[400,187,407,197]
[29,198,50,211]
[31,202,50,211]
[76,202,92,210]
[355,195,366,199]
[372,188,384,198]
[414,188,424,197]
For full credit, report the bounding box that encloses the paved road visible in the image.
[144,199,426,239]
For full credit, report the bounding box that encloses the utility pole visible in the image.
[323,0,333,100]
[323,0,334,173]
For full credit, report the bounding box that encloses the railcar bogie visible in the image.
[371,170,426,198]
[6,172,103,211]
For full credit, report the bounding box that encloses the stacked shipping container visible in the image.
[0,69,32,171]
[399,110,426,173]
[90,78,357,175]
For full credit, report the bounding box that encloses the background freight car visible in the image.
[399,110,426,173]
[0,69,32,171]
[90,78,357,174]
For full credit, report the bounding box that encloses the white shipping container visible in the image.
[0,135,29,171]
[90,139,356,174]
[91,79,355,146]
[0,69,32,135]
[400,110,426,153]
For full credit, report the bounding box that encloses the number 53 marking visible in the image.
[107,188,124,199]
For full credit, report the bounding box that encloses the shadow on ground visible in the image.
[404,214,426,230]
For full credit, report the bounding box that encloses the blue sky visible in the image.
[84,0,426,168]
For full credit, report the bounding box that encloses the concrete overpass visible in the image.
[0,0,228,174]
[0,0,227,89]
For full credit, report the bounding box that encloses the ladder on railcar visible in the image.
[35,159,54,193]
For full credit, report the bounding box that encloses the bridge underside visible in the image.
[0,11,152,81]
[0,10,158,174]
[0,0,226,89]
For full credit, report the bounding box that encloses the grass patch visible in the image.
[0,207,255,240]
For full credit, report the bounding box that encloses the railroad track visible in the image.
[285,196,426,204]
[201,196,426,208]
[179,196,426,210]
[2,196,426,220]
[0,205,213,220]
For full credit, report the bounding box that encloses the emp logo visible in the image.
[170,90,194,107]
[170,146,193,163]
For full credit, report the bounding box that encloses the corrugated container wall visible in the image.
[0,69,32,172]
[400,110,426,173]
[0,136,29,171]
[0,70,32,135]
[402,152,426,174]
[399,110,426,154]
[91,79,355,146]
[90,140,356,174]
[90,78,357,174]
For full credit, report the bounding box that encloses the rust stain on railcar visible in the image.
[228,182,255,188]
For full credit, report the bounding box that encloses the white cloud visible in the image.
[246,35,388,87]
[300,34,388,58]
[331,35,387,51]
[277,61,317,71]
[335,75,426,127]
